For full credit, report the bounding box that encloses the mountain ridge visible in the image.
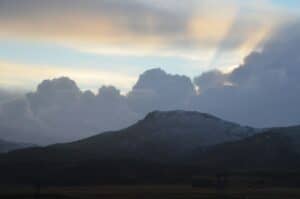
[2,110,300,185]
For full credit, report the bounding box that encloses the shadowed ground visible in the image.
[1,185,300,199]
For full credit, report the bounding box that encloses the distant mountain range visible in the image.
[0,111,299,185]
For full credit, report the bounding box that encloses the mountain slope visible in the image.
[0,139,34,153]
[2,110,255,160]
[191,126,300,171]
[59,110,256,160]
[0,113,300,185]
[0,110,257,184]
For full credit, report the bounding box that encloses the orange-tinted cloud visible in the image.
[0,0,282,54]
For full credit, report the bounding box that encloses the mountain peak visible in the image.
[143,110,220,123]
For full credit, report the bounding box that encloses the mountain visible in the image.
[0,110,257,184]
[191,125,300,171]
[0,111,299,185]
[60,110,256,160]
[1,111,300,185]
[0,125,55,145]
[0,139,34,153]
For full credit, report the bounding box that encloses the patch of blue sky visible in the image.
[0,39,202,77]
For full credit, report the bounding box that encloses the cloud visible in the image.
[128,68,196,114]
[194,70,229,93]
[26,77,81,114]
[0,68,197,144]
[193,21,300,127]
[0,89,24,104]
[2,20,300,144]
[0,97,49,144]
[0,77,139,144]
[0,0,189,46]
[0,0,281,61]
[208,5,275,68]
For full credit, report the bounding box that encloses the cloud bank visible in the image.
[1,21,300,144]
[193,21,300,127]
[0,77,139,144]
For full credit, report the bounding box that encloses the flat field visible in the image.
[1,185,300,199]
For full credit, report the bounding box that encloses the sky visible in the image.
[1,0,300,144]
[0,0,299,93]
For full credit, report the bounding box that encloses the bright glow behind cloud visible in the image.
[0,61,137,93]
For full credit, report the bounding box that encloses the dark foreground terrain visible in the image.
[2,185,300,199]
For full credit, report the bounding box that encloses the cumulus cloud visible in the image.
[0,97,49,144]
[208,6,275,68]
[0,69,197,144]
[193,21,300,127]
[0,89,23,104]
[128,68,196,114]
[0,77,139,144]
[194,70,228,93]
[26,77,81,113]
